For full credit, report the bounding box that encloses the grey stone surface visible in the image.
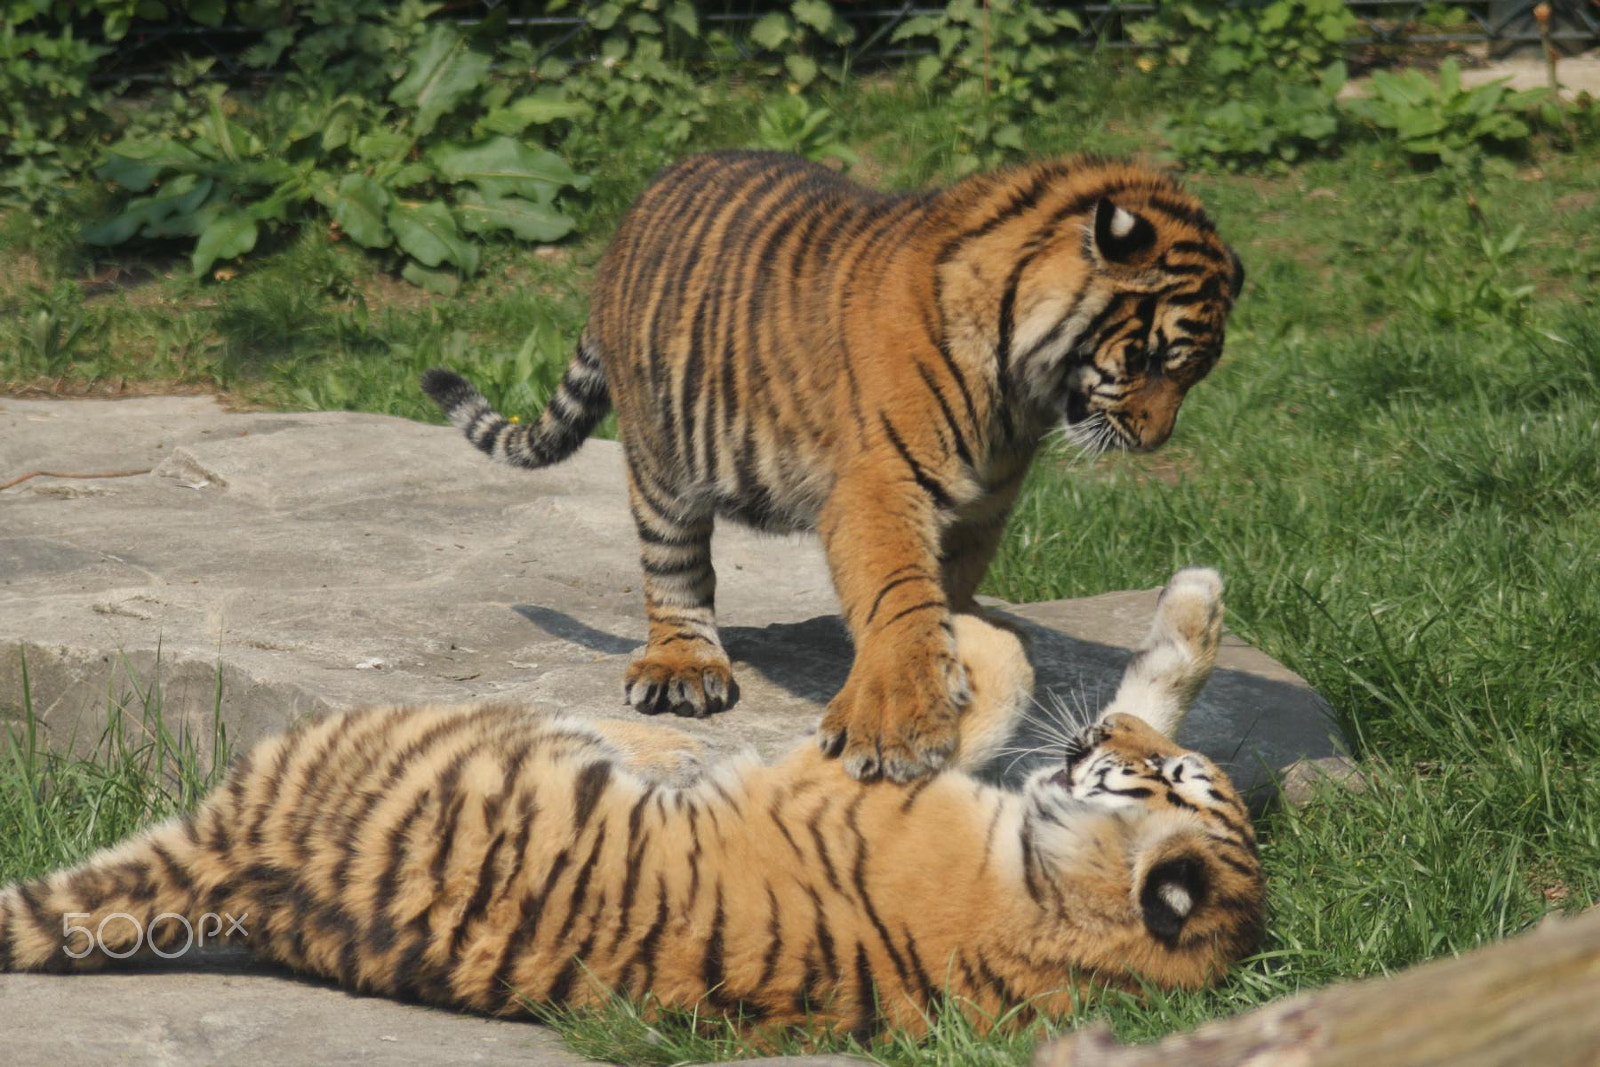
[1278,754,1369,808]
[0,394,1348,1064]
[0,948,589,1065]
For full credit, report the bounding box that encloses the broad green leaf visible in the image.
[791,0,837,34]
[588,1,622,29]
[454,190,575,242]
[353,130,415,163]
[476,93,591,137]
[429,136,589,201]
[388,200,479,274]
[97,140,204,192]
[1438,58,1461,98]
[321,108,356,152]
[315,174,392,249]
[749,12,792,50]
[666,1,698,37]
[387,162,436,189]
[139,174,217,238]
[192,208,259,276]
[913,54,943,88]
[784,53,818,87]
[186,0,225,27]
[626,12,660,34]
[202,94,264,163]
[402,261,461,296]
[82,175,213,246]
[891,15,939,42]
[389,24,491,137]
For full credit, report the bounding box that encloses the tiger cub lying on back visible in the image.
[0,568,1261,1038]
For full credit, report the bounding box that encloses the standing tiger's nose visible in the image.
[1125,380,1184,451]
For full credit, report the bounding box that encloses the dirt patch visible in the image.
[78,261,187,309]
[1554,191,1599,214]
[1040,446,1198,487]
[0,252,47,301]
[355,270,439,313]
[2,379,235,403]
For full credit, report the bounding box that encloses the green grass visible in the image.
[3,59,1600,1064]
[1,650,229,886]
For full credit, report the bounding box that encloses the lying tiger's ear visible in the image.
[1093,198,1156,263]
[1228,248,1246,301]
[1138,853,1210,947]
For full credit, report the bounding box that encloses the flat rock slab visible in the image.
[0,395,1346,1065]
[0,949,590,1066]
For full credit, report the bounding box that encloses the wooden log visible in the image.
[1033,907,1600,1067]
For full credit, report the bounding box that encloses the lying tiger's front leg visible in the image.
[816,467,972,782]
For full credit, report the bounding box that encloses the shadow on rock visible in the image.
[513,604,640,656]
[722,616,853,704]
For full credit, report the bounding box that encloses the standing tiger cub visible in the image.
[423,151,1245,782]
[0,569,1262,1038]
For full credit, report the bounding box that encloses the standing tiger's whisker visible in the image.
[1054,412,1113,466]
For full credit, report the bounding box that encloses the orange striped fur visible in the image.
[0,569,1261,1039]
[427,151,1245,784]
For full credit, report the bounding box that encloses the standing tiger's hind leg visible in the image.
[622,467,735,717]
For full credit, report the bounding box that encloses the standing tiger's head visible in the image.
[937,159,1245,453]
[1058,189,1245,451]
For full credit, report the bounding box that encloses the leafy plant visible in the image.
[1129,0,1356,85]
[747,0,857,88]
[0,22,110,213]
[892,0,1083,173]
[83,17,589,290]
[1400,224,1536,328]
[1164,64,1347,170]
[512,0,710,172]
[1344,59,1551,176]
[6,284,101,378]
[751,94,859,167]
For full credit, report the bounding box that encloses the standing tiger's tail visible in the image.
[421,336,611,470]
[0,817,241,973]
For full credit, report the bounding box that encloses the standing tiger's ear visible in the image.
[1093,198,1156,263]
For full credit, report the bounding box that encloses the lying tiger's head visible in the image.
[944,160,1244,453]
[1022,711,1264,973]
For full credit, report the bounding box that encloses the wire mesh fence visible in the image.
[84,0,1600,85]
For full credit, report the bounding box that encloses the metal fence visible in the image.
[88,0,1600,84]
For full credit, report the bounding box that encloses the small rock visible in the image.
[1279,755,1367,808]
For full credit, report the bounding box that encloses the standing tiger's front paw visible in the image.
[817,637,971,783]
[624,647,737,717]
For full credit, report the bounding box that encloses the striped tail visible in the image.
[0,818,242,973]
[421,338,611,470]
